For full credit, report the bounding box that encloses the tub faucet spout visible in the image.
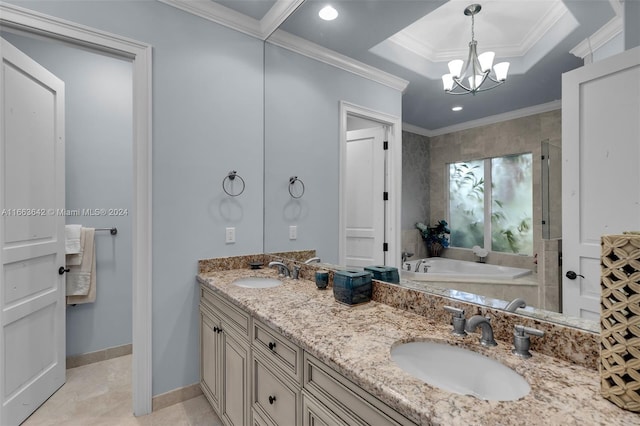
[414,259,425,272]
[504,298,526,312]
[465,316,497,347]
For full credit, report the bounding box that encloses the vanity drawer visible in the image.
[201,284,250,339]
[252,319,303,384]
[252,352,300,426]
[303,353,416,426]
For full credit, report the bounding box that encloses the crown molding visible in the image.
[403,100,562,138]
[389,1,568,63]
[260,0,305,39]
[267,29,409,93]
[570,14,623,59]
[158,0,263,39]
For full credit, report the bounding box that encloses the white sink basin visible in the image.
[232,277,282,289]
[391,341,530,401]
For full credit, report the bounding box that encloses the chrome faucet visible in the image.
[401,251,414,263]
[268,261,290,277]
[465,316,497,347]
[504,298,527,312]
[414,259,425,272]
[512,325,544,358]
[304,257,321,264]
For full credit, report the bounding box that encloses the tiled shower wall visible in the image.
[401,131,430,260]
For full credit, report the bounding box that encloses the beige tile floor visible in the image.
[22,354,222,426]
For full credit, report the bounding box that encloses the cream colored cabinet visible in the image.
[200,285,251,426]
[302,391,347,426]
[251,319,303,426]
[304,353,416,426]
[200,304,222,412]
[200,283,416,426]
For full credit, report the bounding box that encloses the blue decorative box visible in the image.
[333,270,372,305]
[363,266,399,284]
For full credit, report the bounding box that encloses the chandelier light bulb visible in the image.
[319,5,338,21]
[478,51,495,72]
[447,60,464,78]
[442,74,455,91]
[468,75,483,90]
[494,62,510,81]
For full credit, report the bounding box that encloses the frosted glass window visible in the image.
[491,154,533,255]
[449,160,485,248]
[448,153,533,255]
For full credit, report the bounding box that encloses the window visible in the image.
[448,153,533,255]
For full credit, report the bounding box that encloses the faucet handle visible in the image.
[515,325,544,338]
[512,325,544,358]
[444,306,464,317]
[444,306,467,336]
[292,264,301,280]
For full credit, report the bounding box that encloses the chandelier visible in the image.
[442,4,510,95]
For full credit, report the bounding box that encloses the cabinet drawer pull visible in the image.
[268,342,276,351]
[213,326,219,332]
[268,395,276,405]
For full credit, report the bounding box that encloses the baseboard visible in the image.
[66,343,133,369]
[152,383,203,412]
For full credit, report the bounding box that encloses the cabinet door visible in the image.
[221,328,250,426]
[200,307,221,411]
[302,391,346,426]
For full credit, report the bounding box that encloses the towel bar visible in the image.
[95,227,118,235]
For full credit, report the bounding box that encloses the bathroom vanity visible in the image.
[197,259,639,425]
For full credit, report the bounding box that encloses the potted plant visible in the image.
[416,220,450,257]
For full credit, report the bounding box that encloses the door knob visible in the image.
[58,266,70,275]
[565,270,584,280]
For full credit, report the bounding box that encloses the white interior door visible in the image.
[562,46,640,320]
[1,37,66,425]
[344,127,385,269]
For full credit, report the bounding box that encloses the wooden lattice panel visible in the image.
[601,234,640,412]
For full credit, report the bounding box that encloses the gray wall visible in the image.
[263,43,402,264]
[1,33,134,357]
[7,0,265,396]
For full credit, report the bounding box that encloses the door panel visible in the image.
[562,46,640,318]
[1,37,66,425]
[345,128,385,269]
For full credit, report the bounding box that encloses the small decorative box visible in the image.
[363,265,399,284]
[333,270,372,305]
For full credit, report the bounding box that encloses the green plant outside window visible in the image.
[449,153,533,256]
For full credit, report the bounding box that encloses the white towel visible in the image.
[66,229,85,266]
[65,224,82,254]
[66,228,96,304]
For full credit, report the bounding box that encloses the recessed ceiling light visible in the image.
[452,106,463,112]
[319,5,338,21]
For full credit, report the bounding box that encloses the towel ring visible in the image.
[222,170,245,197]
[288,176,305,199]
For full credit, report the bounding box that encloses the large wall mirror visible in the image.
[263,0,626,333]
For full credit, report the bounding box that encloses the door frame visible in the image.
[0,3,153,416]
[339,101,401,268]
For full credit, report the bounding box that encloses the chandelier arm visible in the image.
[451,76,473,92]
[486,74,504,84]
[474,80,506,93]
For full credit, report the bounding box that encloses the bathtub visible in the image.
[401,258,532,281]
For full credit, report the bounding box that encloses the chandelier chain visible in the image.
[471,13,475,42]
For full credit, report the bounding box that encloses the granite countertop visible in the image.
[197,268,640,426]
